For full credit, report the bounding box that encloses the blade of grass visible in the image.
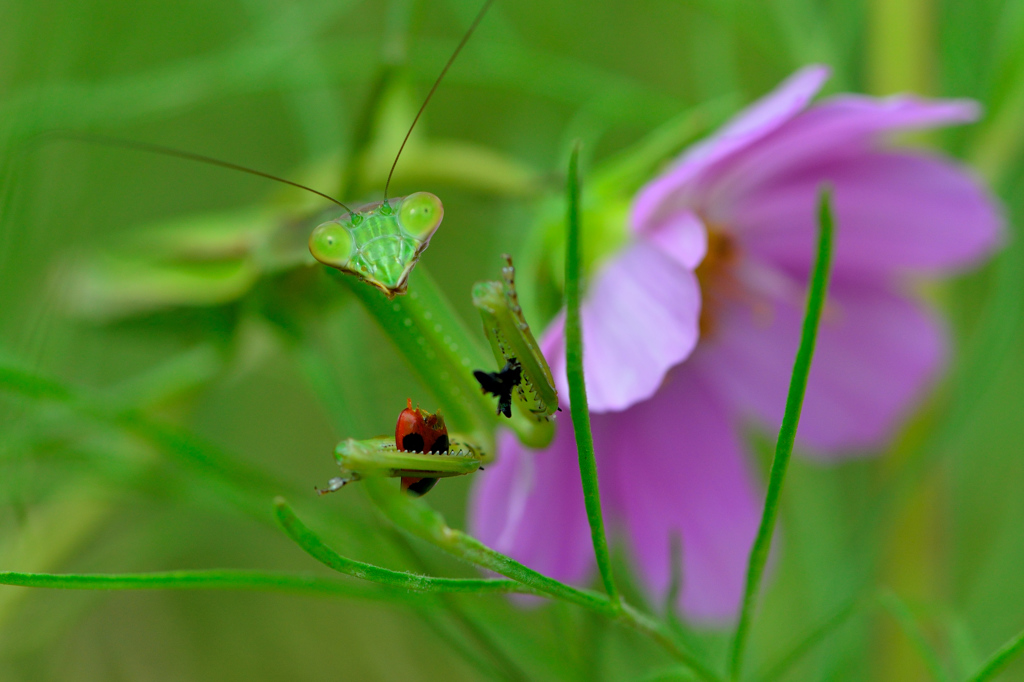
[361,477,608,609]
[876,590,951,682]
[274,498,524,595]
[276,500,534,680]
[405,601,511,682]
[360,477,723,682]
[384,528,533,682]
[756,594,864,681]
[728,188,835,680]
[564,141,619,608]
[0,569,402,601]
[965,627,1024,682]
[0,360,307,509]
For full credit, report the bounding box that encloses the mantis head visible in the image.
[308,192,444,297]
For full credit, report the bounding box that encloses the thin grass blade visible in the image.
[728,188,836,680]
[564,142,619,607]
[274,497,523,594]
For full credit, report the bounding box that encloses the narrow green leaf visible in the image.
[728,188,836,680]
[360,478,723,682]
[0,362,74,402]
[274,497,521,594]
[965,627,1024,682]
[564,142,619,608]
[0,569,398,601]
[876,591,952,682]
[359,478,597,607]
[756,595,863,682]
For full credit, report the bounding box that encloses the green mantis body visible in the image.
[322,255,559,493]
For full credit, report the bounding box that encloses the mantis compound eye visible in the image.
[397,192,444,239]
[309,221,354,267]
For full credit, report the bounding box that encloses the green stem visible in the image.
[755,595,863,682]
[0,361,307,506]
[361,478,722,681]
[965,627,1024,682]
[866,0,933,96]
[564,143,619,607]
[876,590,951,682]
[623,604,724,682]
[274,498,524,595]
[361,478,599,608]
[406,602,511,682]
[384,529,532,682]
[0,569,402,601]
[727,189,835,680]
[0,360,399,565]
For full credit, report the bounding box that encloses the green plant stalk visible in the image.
[623,604,723,682]
[0,360,718,679]
[407,602,512,682]
[0,360,381,553]
[564,143,619,607]
[970,76,1024,185]
[0,362,304,510]
[0,362,524,678]
[274,498,522,595]
[0,569,404,601]
[728,189,835,680]
[756,595,864,682]
[965,627,1024,682]
[362,477,597,606]
[877,590,951,682]
[867,0,933,96]
[360,477,723,682]
[384,529,533,682]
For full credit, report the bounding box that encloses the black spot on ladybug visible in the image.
[430,434,449,454]
[402,433,425,452]
[474,359,522,418]
[405,477,439,497]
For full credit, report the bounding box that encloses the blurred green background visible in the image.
[3,0,1024,679]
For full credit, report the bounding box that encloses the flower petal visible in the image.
[599,369,762,622]
[695,278,947,455]
[704,95,981,212]
[632,66,830,234]
[645,209,708,270]
[544,239,702,413]
[468,428,594,584]
[732,151,1002,274]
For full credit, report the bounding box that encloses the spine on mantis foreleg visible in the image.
[318,435,485,495]
[473,255,559,429]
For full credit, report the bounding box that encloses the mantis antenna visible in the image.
[39,131,355,214]
[45,0,498,298]
[381,0,496,203]
[41,0,497,213]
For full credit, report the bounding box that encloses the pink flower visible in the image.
[469,66,1002,622]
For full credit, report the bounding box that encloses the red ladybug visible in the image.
[395,398,450,496]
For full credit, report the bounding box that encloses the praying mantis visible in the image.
[43,0,560,496]
[318,252,559,496]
